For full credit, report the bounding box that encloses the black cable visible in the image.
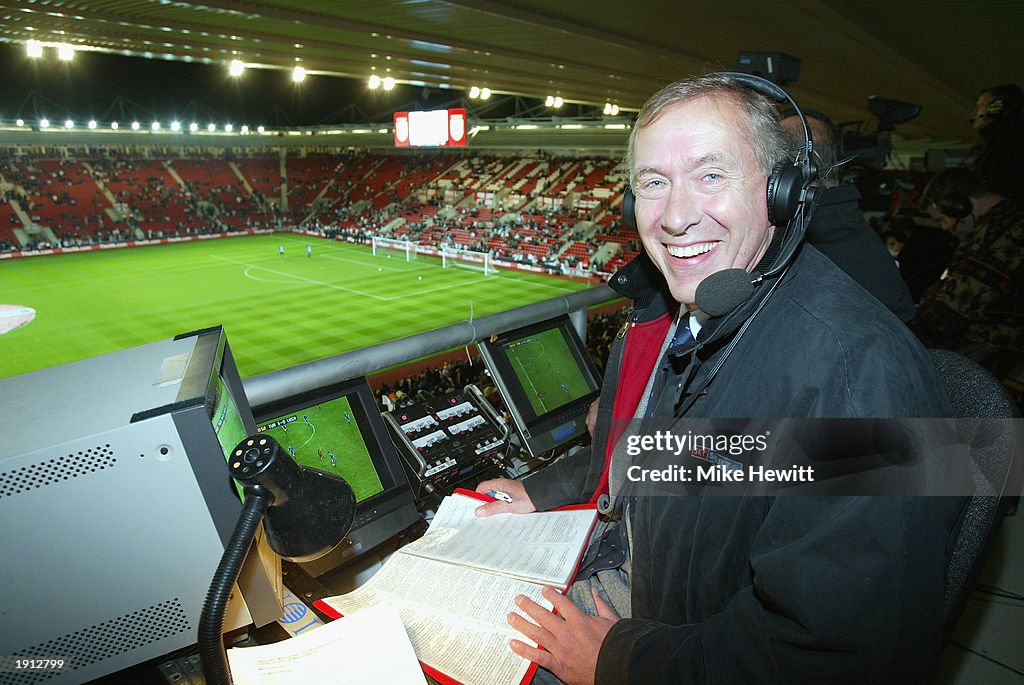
[972,582,1024,601]
[948,639,1024,677]
[198,488,273,685]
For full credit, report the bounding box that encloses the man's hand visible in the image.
[474,478,537,517]
[508,587,619,685]
[585,398,600,437]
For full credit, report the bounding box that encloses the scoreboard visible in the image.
[393,107,467,147]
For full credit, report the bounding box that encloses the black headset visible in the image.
[986,97,1007,118]
[621,72,818,234]
[922,168,977,222]
[937,192,973,221]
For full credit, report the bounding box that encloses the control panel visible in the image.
[384,385,510,500]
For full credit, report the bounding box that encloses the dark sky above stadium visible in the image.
[0,43,561,127]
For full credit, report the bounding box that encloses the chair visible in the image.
[930,348,1020,639]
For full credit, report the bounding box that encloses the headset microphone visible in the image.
[695,268,757,317]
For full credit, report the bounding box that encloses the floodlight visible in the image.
[545,96,554,107]
[57,44,74,61]
[131,121,140,130]
[26,40,43,58]
[190,122,199,132]
[171,121,181,131]
[111,121,119,130]
[480,87,491,100]
[382,76,396,91]
[208,123,216,132]
[40,118,49,128]
[292,66,306,83]
[88,120,97,129]
[257,125,265,134]
[368,74,382,89]
[554,96,564,108]
[240,125,249,134]
[229,59,245,77]
[151,121,161,131]
[15,118,24,127]
[225,124,234,133]
[64,120,73,129]
[469,86,481,99]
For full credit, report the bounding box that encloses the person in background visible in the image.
[966,83,1024,199]
[780,109,916,322]
[913,167,1023,398]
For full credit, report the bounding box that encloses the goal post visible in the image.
[371,236,418,261]
[441,245,497,276]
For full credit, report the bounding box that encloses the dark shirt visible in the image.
[898,224,958,303]
[912,196,1024,378]
[970,117,1024,199]
[806,184,917,322]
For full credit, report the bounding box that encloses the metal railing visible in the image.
[242,283,620,408]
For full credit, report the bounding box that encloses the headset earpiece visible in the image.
[621,186,637,232]
[986,97,1006,117]
[766,160,807,226]
[939,192,972,220]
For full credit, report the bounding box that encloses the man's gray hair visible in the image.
[625,73,790,188]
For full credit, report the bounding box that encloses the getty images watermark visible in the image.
[625,429,814,484]
[614,418,1024,497]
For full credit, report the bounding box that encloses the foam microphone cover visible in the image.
[230,435,356,563]
[695,268,755,317]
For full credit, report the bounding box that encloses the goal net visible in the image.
[372,236,418,261]
[442,245,497,275]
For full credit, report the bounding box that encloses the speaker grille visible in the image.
[0,599,191,684]
[0,446,117,499]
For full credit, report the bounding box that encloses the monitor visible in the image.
[477,315,602,458]
[253,377,419,577]
[0,326,280,684]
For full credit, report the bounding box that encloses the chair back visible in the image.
[930,348,1020,638]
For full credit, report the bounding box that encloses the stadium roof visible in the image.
[0,1,1020,147]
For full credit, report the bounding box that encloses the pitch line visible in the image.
[319,251,437,274]
[213,255,390,301]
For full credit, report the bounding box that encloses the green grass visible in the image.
[506,327,594,415]
[256,395,383,502]
[0,233,589,380]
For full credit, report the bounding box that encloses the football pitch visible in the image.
[0,233,590,380]
[256,395,383,503]
[506,327,594,415]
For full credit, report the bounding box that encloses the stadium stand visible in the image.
[0,147,936,282]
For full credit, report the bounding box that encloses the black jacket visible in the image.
[805,184,917,323]
[523,245,962,684]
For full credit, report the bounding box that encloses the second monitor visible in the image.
[478,314,601,459]
[253,376,420,576]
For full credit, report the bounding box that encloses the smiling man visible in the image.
[630,93,775,307]
[477,73,962,684]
